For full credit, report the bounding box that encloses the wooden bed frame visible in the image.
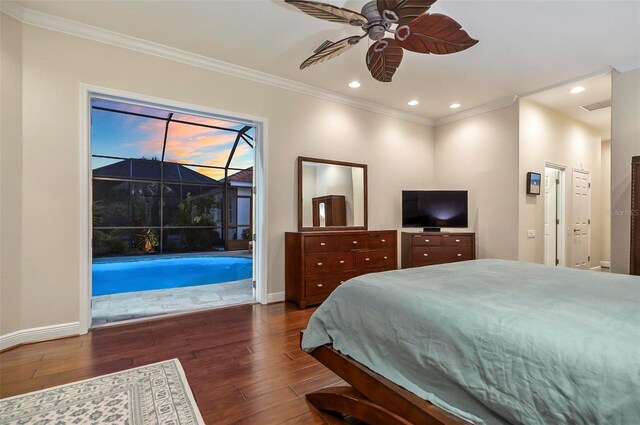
[301,333,468,425]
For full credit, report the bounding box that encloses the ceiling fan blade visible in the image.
[395,13,478,54]
[285,0,367,26]
[377,0,436,25]
[366,38,404,82]
[300,36,361,69]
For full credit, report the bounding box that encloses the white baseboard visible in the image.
[0,322,80,351]
[600,261,611,268]
[267,291,285,304]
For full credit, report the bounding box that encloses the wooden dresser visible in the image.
[285,230,397,308]
[631,156,640,275]
[401,232,476,268]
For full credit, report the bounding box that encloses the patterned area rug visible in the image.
[0,359,204,424]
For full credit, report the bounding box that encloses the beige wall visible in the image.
[2,18,435,332]
[610,69,640,274]
[434,103,520,260]
[601,140,611,266]
[1,14,24,335]
[518,99,603,266]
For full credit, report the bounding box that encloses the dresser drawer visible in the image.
[305,252,354,275]
[355,249,395,270]
[367,232,395,249]
[304,235,339,253]
[442,235,473,247]
[412,247,473,266]
[412,234,442,246]
[305,272,353,297]
[339,234,368,250]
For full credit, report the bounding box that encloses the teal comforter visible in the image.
[301,260,640,425]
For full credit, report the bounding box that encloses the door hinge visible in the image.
[253,187,257,195]
[252,280,256,289]
[588,183,591,188]
[556,259,560,266]
[588,219,591,225]
[556,219,560,225]
[556,178,560,185]
[253,233,257,241]
[588,256,591,261]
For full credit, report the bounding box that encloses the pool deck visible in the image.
[92,280,254,325]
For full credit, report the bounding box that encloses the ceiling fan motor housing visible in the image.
[361,1,386,40]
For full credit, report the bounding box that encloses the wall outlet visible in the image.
[527,229,536,238]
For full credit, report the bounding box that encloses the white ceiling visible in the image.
[526,73,612,139]
[13,0,640,120]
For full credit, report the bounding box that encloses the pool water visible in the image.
[92,256,253,296]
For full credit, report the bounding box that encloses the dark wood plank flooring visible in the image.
[0,302,349,424]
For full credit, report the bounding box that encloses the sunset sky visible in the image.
[91,99,254,180]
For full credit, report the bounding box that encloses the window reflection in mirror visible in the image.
[301,161,365,228]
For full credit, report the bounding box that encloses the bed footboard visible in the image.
[302,333,467,425]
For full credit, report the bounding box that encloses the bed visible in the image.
[301,259,640,425]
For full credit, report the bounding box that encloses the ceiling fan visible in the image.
[285,0,479,83]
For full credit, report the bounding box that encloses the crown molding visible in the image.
[0,2,434,127]
[518,67,612,99]
[612,56,640,73]
[433,95,518,126]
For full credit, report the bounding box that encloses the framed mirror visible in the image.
[298,157,367,232]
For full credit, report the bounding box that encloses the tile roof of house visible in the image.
[225,166,253,184]
[93,159,219,184]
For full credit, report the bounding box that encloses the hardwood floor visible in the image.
[0,302,349,424]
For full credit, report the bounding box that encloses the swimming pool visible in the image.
[92,256,253,296]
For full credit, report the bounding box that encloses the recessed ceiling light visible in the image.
[569,86,585,94]
[449,103,461,109]
[408,100,419,106]
[348,81,361,88]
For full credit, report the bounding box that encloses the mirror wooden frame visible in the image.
[298,156,368,232]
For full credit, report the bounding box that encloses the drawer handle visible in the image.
[423,253,429,257]
[381,239,386,242]
[317,283,323,287]
[455,239,461,243]
[339,260,345,264]
[317,262,323,266]
[383,256,388,259]
[352,241,358,244]
[457,253,462,257]
[320,242,326,246]
[425,239,430,242]
[365,258,370,261]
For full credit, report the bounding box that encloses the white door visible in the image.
[544,168,558,266]
[572,170,590,269]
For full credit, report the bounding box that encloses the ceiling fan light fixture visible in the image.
[569,86,585,94]
[408,100,419,106]
[286,0,479,83]
[449,103,461,109]
[348,81,361,88]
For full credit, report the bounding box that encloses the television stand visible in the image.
[423,227,441,232]
[401,231,476,269]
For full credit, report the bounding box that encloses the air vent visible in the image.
[313,40,333,53]
[580,100,611,112]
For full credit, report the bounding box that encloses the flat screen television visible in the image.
[402,190,468,231]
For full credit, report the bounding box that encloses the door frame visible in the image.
[78,84,269,334]
[543,163,567,267]
[571,168,592,269]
